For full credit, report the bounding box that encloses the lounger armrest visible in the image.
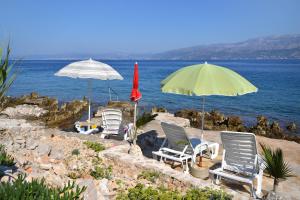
[194,143,209,154]
[191,143,208,163]
[258,154,267,171]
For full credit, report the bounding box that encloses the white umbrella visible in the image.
[55,58,123,122]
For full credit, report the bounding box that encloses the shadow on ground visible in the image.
[136,130,164,158]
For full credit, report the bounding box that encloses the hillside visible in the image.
[152,34,300,60]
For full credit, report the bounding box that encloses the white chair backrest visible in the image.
[161,122,193,154]
[102,109,122,132]
[221,131,258,176]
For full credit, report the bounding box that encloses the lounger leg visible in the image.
[192,154,197,163]
[256,170,263,197]
[182,159,188,174]
[250,184,255,197]
[215,175,220,185]
[210,143,219,160]
[153,154,157,161]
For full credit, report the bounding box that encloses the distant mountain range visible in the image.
[151,34,300,60]
[20,34,300,60]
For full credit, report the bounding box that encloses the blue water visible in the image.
[7,60,300,131]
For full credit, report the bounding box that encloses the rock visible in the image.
[43,99,88,129]
[16,156,30,167]
[30,92,39,99]
[99,178,109,194]
[286,122,297,132]
[26,139,38,150]
[175,109,201,128]
[270,121,284,138]
[128,144,143,157]
[151,107,167,113]
[265,191,285,200]
[39,163,52,170]
[77,179,100,200]
[49,148,64,160]
[155,113,190,127]
[15,136,26,145]
[227,116,245,131]
[53,163,67,176]
[37,143,51,156]
[1,104,48,119]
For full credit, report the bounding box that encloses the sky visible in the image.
[0,0,299,58]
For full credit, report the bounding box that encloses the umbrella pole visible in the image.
[198,96,205,167]
[133,102,137,145]
[201,96,205,140]
[88,80,92,124]
[108,81,112,102]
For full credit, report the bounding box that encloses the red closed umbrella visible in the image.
[130,62,142,144]
[130,62,142,102]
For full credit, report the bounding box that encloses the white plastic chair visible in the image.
[101,109,122,138]
[209,131,266,197]
[152,122,219,173]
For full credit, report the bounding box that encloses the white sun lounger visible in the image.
[152,122,219,173]
[209,131,266,197]
[101,108,122,138]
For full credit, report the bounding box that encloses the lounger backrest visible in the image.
[221,131,258,176]
[161,122,193,154]
[102,109,122,133]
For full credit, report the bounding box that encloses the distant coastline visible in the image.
[12,34,300,60]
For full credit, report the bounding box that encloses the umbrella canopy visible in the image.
[130,62,142,102]
[161,62,258,140]
[161,62,257,96]
[54,58,123,123]
[55,58,123,80]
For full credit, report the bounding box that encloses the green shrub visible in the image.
[71,149,80,156]
[184,187,232,200]
[138,170,160,183]
[136,112,158,128]
[0,174,86,200]
[0,144,15,166]
[260,143,294,192]
[67,172,82,179]
[116,183,181,200]
[90,165,112,180]
[116,184,232,200]
[0,45,17,103]
[83,141,105,152]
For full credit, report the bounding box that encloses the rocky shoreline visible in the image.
[1,92,88,130]
[1,93,299,143]
[152,107,300,143]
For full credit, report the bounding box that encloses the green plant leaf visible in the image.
[260,143,294,181]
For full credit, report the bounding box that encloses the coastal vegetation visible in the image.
[83,141,105,152]
[89,157,113,180]
[116,183,232,200]
[0,45,17,107]
[90,165,113,180]
[71,149,80,156]
[0,174,86,200]
[0,144,15,167]
[138,170,161,183]
[260,144,294,192]
[136,112,158,128]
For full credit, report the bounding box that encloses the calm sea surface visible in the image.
[7,60,300,132]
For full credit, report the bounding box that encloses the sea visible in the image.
[7,60,300,133]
